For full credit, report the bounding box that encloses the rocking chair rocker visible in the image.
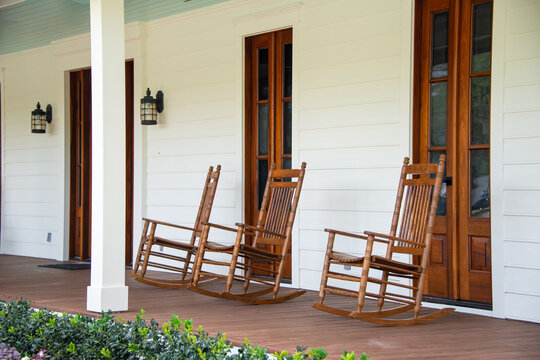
[190,162,306,304]
[130,165,221,288]
[313,156,454,325]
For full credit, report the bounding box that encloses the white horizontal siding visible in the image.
[0,44,62,259]
[295,0,408,292]
[499,0,540,323]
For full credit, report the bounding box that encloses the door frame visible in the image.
[235,8,302,287]
[244,28,293,281]
[67,61,134,264]
[412,0,494,307]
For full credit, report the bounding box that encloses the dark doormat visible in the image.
[38,263,91,270]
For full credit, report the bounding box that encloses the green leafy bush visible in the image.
[0,300,366,360]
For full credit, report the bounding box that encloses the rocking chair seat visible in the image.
[153,236,197,252]
[204,241,282,261]
[239,244,282,261]
[369,255,421,274]
[206,241,233,251]
[330,252,421,273]
[330,251,362,263]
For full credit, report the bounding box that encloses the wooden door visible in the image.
[69,69,92,260]
[415,0,492,304]
[69,62,134,264]
[125,61,134,265]
[245,28,292,280]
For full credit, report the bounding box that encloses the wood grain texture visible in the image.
[1,255,540,359]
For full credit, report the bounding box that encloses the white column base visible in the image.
[87,285,129,313]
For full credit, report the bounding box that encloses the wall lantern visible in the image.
[140,88,164,125]
[31,102,52,133]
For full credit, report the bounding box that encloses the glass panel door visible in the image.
[245,28,293,280]
[416,0,492,305]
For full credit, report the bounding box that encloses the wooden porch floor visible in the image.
[1,255,539,359]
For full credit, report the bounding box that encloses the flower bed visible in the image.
[0,300,367,360]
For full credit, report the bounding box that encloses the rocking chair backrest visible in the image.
[388,156,445,257]
[253,162,307,257]
[191,165,221,242]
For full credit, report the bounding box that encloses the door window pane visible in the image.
[430,82,447,147]
[471,149,490,218]
[430,151,447,216]
[472,2,493,73]
[282,157,291,170]
[258,104,268,156]
[283,101,292,155]
[257,159,268,209]
[471,76,490,145]
[258,48,269,101]
[283,43,292,98]
[431,11,449,78]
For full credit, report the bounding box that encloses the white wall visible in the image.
[295,0,413,290]
[1,0,539,323]
[491,0,540,323]
[0,46,62,259]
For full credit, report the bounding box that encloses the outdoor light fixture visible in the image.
[31,102,52,133]
[140,88,164,125]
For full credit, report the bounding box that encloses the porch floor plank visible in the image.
[1,255,539,359]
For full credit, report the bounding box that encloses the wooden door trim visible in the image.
[456,0,493,302]
[125,60,134,265]
[244,29,293,279]
[69,69,92,260]
[413,0,493,304]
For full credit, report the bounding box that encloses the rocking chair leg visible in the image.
[140,223,157,277]
[181,250,192,281]
[226,229,244,293]
[133,220,150,274]
[272,258,287,299]
[377,270,390,311]
[318,232,335,303]
[413,282,424,318]
[192,226,209,287]
[357,237,374,312]
[242,257,253,294]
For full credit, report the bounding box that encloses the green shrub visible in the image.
[0,300,364,360]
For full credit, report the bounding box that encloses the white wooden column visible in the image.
[87,0,128,312]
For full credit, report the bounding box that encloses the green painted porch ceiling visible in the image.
[0,0,229,55]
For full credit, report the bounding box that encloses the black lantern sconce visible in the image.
[31,102,52,133]
[140,88,164,125]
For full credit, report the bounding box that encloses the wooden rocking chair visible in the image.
[190,162,307,304]
[130,165,221,288]
[313,156,454,325]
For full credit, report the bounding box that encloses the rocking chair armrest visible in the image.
[363,231,426,247]
[324,228,368,240]
[235,223,286,238]
[142,218,196,232]
[200,221,238,233]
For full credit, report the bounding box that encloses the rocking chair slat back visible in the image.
[389,158,444,252]
[192,167,221,240]
[253,163,305,251]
